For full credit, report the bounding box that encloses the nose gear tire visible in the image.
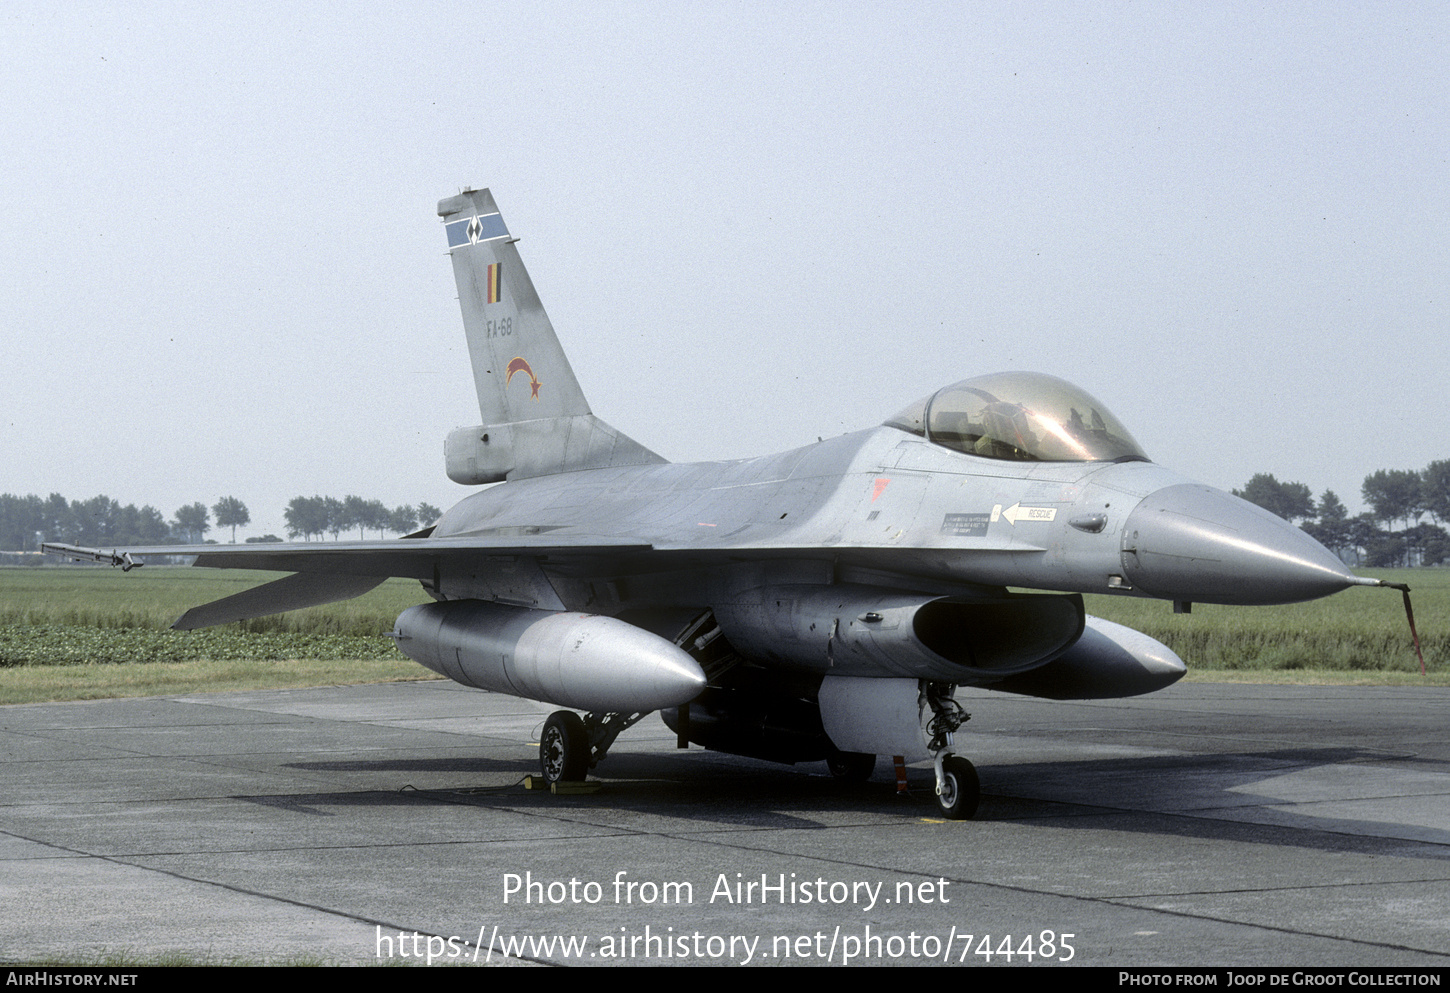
[936,756,979,820]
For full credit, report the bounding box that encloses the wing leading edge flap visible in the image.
[172,572,388,631]
[42,536,655,580]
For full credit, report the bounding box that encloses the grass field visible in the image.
[1081,566,1445,674]
[0,566,421,636]
[1,564,1443,704]
[0,567,428,703]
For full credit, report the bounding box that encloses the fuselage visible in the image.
[432,424,1360,611]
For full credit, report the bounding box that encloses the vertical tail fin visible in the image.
[439,188,590,423]
[437,189,665,484]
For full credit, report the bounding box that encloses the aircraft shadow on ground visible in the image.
[250,749,944,827]
[233,744,1450,846]
[284,756,536,775]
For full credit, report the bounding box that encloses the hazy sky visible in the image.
[4,2,1446,540]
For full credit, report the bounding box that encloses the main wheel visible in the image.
[936,756,979,820]
[539,711,590,784]
[826,750,876,782]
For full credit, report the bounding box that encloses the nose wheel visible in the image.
[921,681,979,820]
[935,755,979,820]
[539,711,590,784]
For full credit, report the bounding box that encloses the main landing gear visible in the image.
[538,709,645,785]
[539,712,589,783]
[922,681,979,820]
[826,749,877,782]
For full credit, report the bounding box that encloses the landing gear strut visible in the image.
[921,681,979,820]
[538,709,648,785]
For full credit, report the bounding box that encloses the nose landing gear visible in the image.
[922,682,978,820]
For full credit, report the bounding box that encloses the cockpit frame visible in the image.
[886,372,1150,464]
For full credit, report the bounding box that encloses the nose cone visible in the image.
[1121,484,1358,605]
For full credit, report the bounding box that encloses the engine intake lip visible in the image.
[912,594,1084,674]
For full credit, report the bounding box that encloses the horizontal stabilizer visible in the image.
[172,572,387,630]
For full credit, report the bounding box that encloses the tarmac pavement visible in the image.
[2,679,1448,967]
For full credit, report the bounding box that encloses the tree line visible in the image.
[1233,460,1450,567]
[282,496,442,541]
[0,492,442,553]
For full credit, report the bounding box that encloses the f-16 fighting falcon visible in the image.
[47,188,1401,819]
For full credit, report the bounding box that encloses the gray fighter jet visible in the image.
[47,188,1388,819]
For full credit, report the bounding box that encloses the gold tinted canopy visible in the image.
[886,372,1149,463]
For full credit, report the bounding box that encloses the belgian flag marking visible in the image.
[487,262,502,304]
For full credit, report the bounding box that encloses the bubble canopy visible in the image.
[885,372,1150,463]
